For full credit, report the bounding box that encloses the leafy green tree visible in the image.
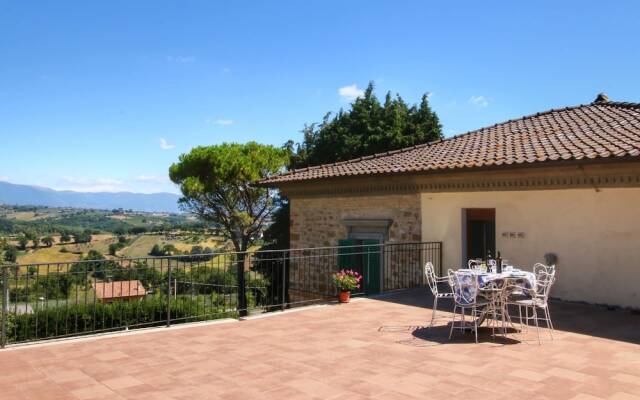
[169,142,288,253]
[108,243,120,256]
[3,245,18,262]
[42,235,54,247]
[293,82,442,168]
[264,82,442,252]
[162,244,178,255]
[169,142,288,316]
[17,235,29,250]
[59,231,71,243]
[72,229,92,244]
[85,249,104,260]
[129,226,147,235]
[149,244,163,256]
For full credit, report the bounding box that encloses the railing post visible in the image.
[166,260,172,328]
[237,252,247,317]
[281,251,287,311]
[1,265,8,349]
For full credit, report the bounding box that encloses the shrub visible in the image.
[9,295,228,343]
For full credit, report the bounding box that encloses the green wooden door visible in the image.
[362,239,381,295]
[337,239,381,295]
[338,239,358,270]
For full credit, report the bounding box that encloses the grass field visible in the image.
[17,246,81,265]
[2,209,62,221]
[120,234,225,258]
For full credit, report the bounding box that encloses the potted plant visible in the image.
[332,269,362,303]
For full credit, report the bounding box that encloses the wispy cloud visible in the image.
[159,138,175,150]
[214,119,234,126]
[49,176,178,194]
[0,176,9,182]
[338,84,364,101]
[56,177,125,192]
[469,95,489,108]
[222,67,231,73]
[166,55,195,64]
[134,175,169,183]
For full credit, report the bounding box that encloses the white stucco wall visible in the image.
[421,188,640,308]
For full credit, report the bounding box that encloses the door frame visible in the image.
[461,208,496,265]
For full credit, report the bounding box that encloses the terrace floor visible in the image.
[2,289,640,400]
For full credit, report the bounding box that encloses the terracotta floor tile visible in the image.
[1,289,638,400]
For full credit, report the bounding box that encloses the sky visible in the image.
[1,1,639,194]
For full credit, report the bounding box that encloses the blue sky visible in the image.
[1,1,639,194]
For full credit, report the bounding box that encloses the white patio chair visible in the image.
[448,270,489,343]
[507,270,556,344]
[533,263,555,278]
[424,262,453,327]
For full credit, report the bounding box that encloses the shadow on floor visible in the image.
[371,288,640,345]
[381,323,523,346]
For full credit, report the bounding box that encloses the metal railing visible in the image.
[0,241,441,347]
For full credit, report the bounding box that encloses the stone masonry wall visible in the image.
[287,193,422,301]
[290,193,421,249]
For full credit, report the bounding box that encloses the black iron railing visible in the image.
[0,241,441,346]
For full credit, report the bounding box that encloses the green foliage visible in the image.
[72,229,92,244]
[291,82,442,168]
[129,226,147,235]
[9,295,227,343]
[17,235,29,250]
[59,231,71,243]
[169,142,288,252]
[264,82,442,251]
[108,242,124,256]
[41,235,54,247]
[3,245,18,262]
[149,244,163,256]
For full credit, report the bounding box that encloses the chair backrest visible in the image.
[468,259,480,270]
[424,262,438,295]
[533,263,555,278]
[535,270,556,301]
[448,270,480,306]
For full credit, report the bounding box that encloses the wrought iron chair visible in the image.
[507,270,556,344]
[533,263,555,279]
[424,262,453,327]
[448,269,489,343]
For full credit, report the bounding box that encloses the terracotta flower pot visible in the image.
[339,290,351,303]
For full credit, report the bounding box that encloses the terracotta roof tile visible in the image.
[261,99,640,185]
[93,280,147,300]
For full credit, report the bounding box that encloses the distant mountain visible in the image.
[0,181,181,213]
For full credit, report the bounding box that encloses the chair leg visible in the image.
[532,307,541,345]
[546,306,555,331]
[430,296,438,327]
[473,306,478,343]
[449,305,457,340]
[518,305,523,331]
[544,307,553,340]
